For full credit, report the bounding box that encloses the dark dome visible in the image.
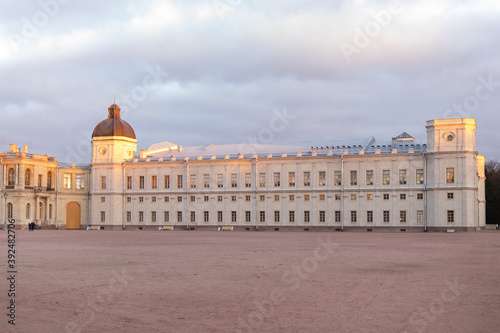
[92,103,136,139]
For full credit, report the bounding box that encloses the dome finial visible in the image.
[108,102,121,119]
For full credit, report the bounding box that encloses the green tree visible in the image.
[485,160,500,224]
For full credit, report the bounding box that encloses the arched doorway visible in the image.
[66,202,81,230]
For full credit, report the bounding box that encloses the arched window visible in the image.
[8,168,15,186]
[7,203,13,219]
[25,169,31,186]
[47,171,52,189]
[26,203,31,219]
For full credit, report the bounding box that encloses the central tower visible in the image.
[91,103,137,228]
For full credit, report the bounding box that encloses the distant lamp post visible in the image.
[3,191,7,231]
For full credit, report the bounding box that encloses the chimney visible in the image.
[23,145,28,153]
[9,143,16,153]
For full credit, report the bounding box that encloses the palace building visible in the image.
[0,103,486,231]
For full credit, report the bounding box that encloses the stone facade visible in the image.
[0,104,486,231]
[0,144,90,229]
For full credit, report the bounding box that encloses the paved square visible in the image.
[3,230,500,332]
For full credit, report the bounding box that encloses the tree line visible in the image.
[485,160,500,224]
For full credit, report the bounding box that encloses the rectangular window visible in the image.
[259,173,266,187]
[204,211,209,222]
[367,194,373,200]
[101,197,105,203]
[76,174,85,189]
[417,210,424,224]
[383,211,390,223]
[400,210,407,223]
[366,170,374,186]
[400,193,406,200]
[177,211,183,223]
[335,194,341,201]
[303,172,310,186]
[319,194,325,201]
[350,171,357,186]
[217,174,224,188]
[351,194,357,201]
[231,211,237,222]
[190,211,196,223]
[417,193,423,200]
[416,169,424,184]
[218,196,223,202]
[367,211,373,223]
[204,196,209,202]
[190,196,196,202]
[304,211,310,223]
[64,174,71,189]
[245,195,251,202]
[126,176,132,190]
[446,168,455,184]
[231,173,237,188]
[101,176,106,190]
[259,195,265,201]
[383,193,390,200]
[139,176,144,189]
[164,211,170,222]
[304,195,310,201]
[319,211,326,223]
[100,211,105,222]
[447,210,454,223]
[218,211,223,223]
[351,211,357,223]
[335,211,341,223]
[399,169,407,185]
[190,174,196,189]
[127,197,131,203]
[204,174,210,188]
[177,196,182,202]
[164,196,169,202]
[139,197,144,203]
[260,211,266,223]
[288,172,295,187]
[274,195,279,201]
[447,192,454,199]
[152,176,158,189]
[289,195,295,201]
[245,173,252,187]
[274,172,280,187]
[38,174,43,188]
[382,170,390,185]
[177,175,183,189]
[139,211,144,222]
[289,211,295,223]
[334,171,342,186]
[231,195,236,202]
[126,211,131,222]
[151,211,157,223]
[319,171,326,186]
[164,175,170,189]
[245,211,251,223]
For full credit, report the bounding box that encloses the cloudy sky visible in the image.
[1,0,499,164]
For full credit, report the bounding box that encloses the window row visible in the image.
[6,169,87,190]
[120,167,458,191]
[116,210,454,224]
[122,192,437,203]
[5,202,54,220]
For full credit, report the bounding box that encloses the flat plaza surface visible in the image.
[1,230,500,333]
